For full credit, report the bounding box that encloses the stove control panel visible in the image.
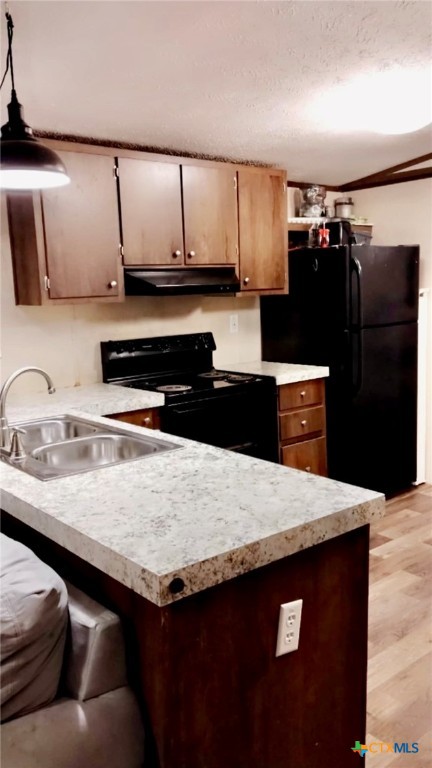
[101,333,217,382]
[102,332,216,360]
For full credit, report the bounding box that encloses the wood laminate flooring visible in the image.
[366,484,432,767]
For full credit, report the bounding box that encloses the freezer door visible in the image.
[261,247,350,370]
[327,321,418,495]
[351,245,419,327]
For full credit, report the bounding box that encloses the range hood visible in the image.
[124,268,240,296]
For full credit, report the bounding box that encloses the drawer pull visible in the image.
[301,419,307,426]
[300,390,306,397]
[142,417,151,426]
[305,466,311,472]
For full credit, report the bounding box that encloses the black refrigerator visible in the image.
[261,244,419,495]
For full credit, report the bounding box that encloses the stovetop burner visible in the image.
[198,370,227,380]
[224,373,254,383]
[156,384,193,393]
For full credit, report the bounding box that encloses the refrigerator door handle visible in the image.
[351,256,363,394]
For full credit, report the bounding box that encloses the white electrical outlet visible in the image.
[275,599,303,657]
[229,314,239,334]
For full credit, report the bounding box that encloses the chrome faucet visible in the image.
[0,367,55,450]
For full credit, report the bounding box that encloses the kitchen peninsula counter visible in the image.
[1,389,383,767]
[1,400,382,606]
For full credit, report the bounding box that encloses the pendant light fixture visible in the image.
[0,10,69,189]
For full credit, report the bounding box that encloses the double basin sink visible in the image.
[2,415,180,480]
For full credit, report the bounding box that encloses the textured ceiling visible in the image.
[1,0,431,185]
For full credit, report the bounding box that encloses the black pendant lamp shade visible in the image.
[0,12,69,190]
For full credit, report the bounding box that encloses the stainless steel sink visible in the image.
[16,416,100,450]
[1,415,181,480]
[32,433,172,470]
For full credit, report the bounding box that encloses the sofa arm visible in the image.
[64,583,128,701]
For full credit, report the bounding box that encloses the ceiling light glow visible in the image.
[307,66,431,135]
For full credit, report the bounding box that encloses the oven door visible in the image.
[161,386,278,463]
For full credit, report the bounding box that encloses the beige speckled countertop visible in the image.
[220,361,329,385]
[6,382,164,423]
[1,383,384,607]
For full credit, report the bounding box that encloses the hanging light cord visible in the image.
[0,12,15,91]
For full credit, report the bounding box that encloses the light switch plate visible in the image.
[275,599,303,657]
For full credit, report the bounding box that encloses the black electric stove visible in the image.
[101,332,278,462]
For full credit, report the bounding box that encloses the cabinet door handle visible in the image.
[187,251,196,259]
[300,390,306,398]
[243,277,250,285]
[305,466,311,472]
[173,250,181,258]
[301,419,307,426]
[108,280,118,288]
[142,417,151,426]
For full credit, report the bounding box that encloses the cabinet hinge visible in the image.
[234,175,237,190]
[235,245,239,256]
[118,244,124,258]
[43,275,50,291]
[113,166,119,179]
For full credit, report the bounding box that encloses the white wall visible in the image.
[0,197,261,396]
[353,179,432,483]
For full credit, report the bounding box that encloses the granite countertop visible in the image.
[220,361,329,386]
[6,383,164,423]
[1,381,384,608]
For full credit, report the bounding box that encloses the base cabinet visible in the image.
[2,513,370,768]
[105,408,160,430]
[278,378,327,475]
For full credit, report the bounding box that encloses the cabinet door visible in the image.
[118,159,184,266]
[281,437,327,476]
[238,170,287,291]
[42,150,122,299]
[182,166,238,265]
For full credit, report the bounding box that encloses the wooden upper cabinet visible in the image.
[182,166,238,265]
[118,159,184,266]
[238,170,287,292]
[7,149,123,304]
[43,150,122,299]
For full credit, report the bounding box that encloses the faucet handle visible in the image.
[10,428,26,461]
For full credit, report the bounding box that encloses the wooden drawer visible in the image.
[279,405,325,442]
[281,437,327,476]
[278,379,324,411]
[104,407,160,430]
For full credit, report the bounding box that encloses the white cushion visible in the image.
[0,534,68,722]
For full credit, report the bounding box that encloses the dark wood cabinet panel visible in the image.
[281,436,328,476]
[279,405,325,442]
[182,166,238,265]
[278,378,327,476]
[105,408,160,430]
[278,378,325,411]
[238,170,287,292]
[119,159,184,266]
[7,150,123,304]
[42,150,122,299]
